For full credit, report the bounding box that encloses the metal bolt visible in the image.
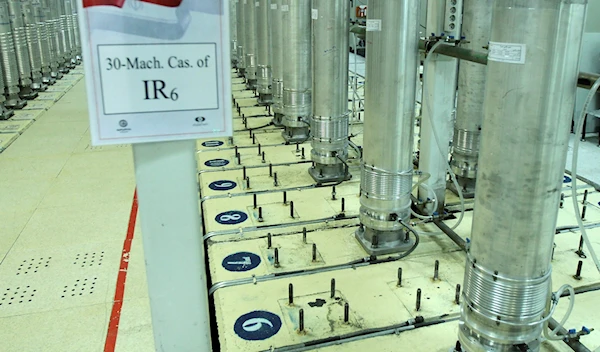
[344,302,349,323]
[267,105,271,116]
[331,186,337,200]
[372,234,379,248]
[416,288,422,311]
[312,243,317,262]
[290,201,294,218]
[236,153,241,165]
[397,268,402,287]
[249,130,252,138]
[258,143,262,156]
[252,133,256,144]
[269,164,273,177]
[267,233,272,248]
[301,147,305,159]
[262,151,266,163]
[234,145,238,156]
[454,341,462,352]
[341,198,346,215]
[296,143,300,152]
[246,177,250,189]
[253,194,257,209]
[283,191,287,205]
[576,236,586,258]
[274,248,280,268]
[434,260,440,280]
[274,172,279,186]
[299,309,304,332]
[302,227,307,244]
[455,284,461,304]
[243,166,247,180]
[330,278,336,298]
[258,207,263,222]
[560,193,564,208]
[573,260,583,280]
[288,283,294,305]
[582,205,587,220]
[583,190,588,204]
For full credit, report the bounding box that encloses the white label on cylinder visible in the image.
[255,1,259,6]
[243,0,247,4]
[281,4,289,11]
[312,9,318,19]
[488,42,526,64]
[366,19,381,32]
[271,3,277,9]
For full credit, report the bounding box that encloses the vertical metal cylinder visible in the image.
[308,0,350,183]
[47,0,67,72]
[62,0,76,64]
[270,0,283,125]
[69,0,80,59]
[0,0,23,107]
[31,0,52,83]
[451,0,492,194]
[236,0,246,74]
[22,0,44,89]
[459,1,588,350]
[8,0,32,87]
[281,0,311,143]
[41,0,59,77]
[255,0,272,104]
[230,0,237,65]
[243,0,257,87]
[355,0,420,255]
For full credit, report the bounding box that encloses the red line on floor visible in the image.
[104,189,138,352]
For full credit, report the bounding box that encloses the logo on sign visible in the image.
[202,140,224,148]
[215,210,248,225]
[204,158,229,167]
[234,311,282,341]
[195,116,206,122]
[209,180,236,191]
[563,175,572,183]
[119,119,128,127]
[222,252,261,272]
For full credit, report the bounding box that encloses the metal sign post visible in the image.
[77,0,232,350]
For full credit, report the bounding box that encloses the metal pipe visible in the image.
[434,220,466,252]
[308,0,350,184]
[281,0,311,143]
[270,0,284,126]
[459,1,588,350]
[450,0,492,195]
[547,318,591,352]
[355,0,420,255]
[236,0,246,75]
[256,0,272,104]
[243,0,257,88]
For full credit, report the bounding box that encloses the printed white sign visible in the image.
[366,19,381,32]
[78,0,232,145]
[270,3,276,9]
[488,42,527,64]
[280,4,289,11]
[311,9,318,20]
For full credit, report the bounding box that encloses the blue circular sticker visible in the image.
[563,175,572,183]
[234,311,282,341]
[202,140,224,147]
[215,210,248,225]
[209,180,237,191]
[222,252,261,272]
[205,159,229,167]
